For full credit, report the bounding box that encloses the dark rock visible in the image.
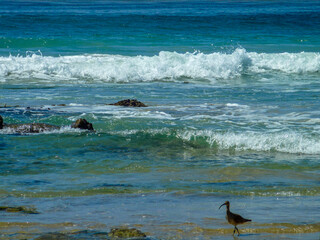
[52,104,66,107]
[71,118,94,131]
[110,99,147,107]
[0,115,94,133]
[35,233,73,240]
[108,227,147,238]
[0,206,39,214]
[0,115,3,129]
[0,104,20,108]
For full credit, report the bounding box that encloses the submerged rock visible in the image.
[35,233,73,240]
[108,227,147,238]
[34,228,146,240]
[110,99,147,107]
[0,115,94,133]
[4,123,60,133]
[0,206,39,214]
[70,230,109,238]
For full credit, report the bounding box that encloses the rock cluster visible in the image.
[0,115,94,133]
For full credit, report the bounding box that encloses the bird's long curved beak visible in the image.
[219,202,226,209]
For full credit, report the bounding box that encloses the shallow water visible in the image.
[1,0,320,239]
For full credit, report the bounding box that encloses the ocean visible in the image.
[0,0,319,239]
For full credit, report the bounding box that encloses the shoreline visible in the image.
[0,221,319,239]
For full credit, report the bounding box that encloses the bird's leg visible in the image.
[235,226,240,236]
[233,227,236,235]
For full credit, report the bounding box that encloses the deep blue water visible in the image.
[1,0,320,55]
[0,1,320,239]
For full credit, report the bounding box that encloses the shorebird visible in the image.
[219,201,251,236]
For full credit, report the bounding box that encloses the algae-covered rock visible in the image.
[35,229,146,240]
[110,99,147,107]
[108,227,147,238]
[0,206,39,214]
[35,233,73,240]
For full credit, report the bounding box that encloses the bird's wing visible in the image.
[230,212,251,223]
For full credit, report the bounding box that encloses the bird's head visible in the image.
[219,201,230,209]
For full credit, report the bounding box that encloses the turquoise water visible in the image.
[0,1,320,239]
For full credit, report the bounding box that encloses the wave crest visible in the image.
[0,49,319,83]
[113,128,320,155]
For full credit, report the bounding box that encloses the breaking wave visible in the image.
[111,128,320,155]
[0,49,319,83]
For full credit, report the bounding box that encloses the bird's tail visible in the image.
[244,218,252,222]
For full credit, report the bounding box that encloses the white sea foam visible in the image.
[57,104,175,120]
[113,128,320,155]
[1,49,319,83]
[0,126,83,135]
[248,51,320,74]
[111,110,175,120]
[178,130,320,154]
